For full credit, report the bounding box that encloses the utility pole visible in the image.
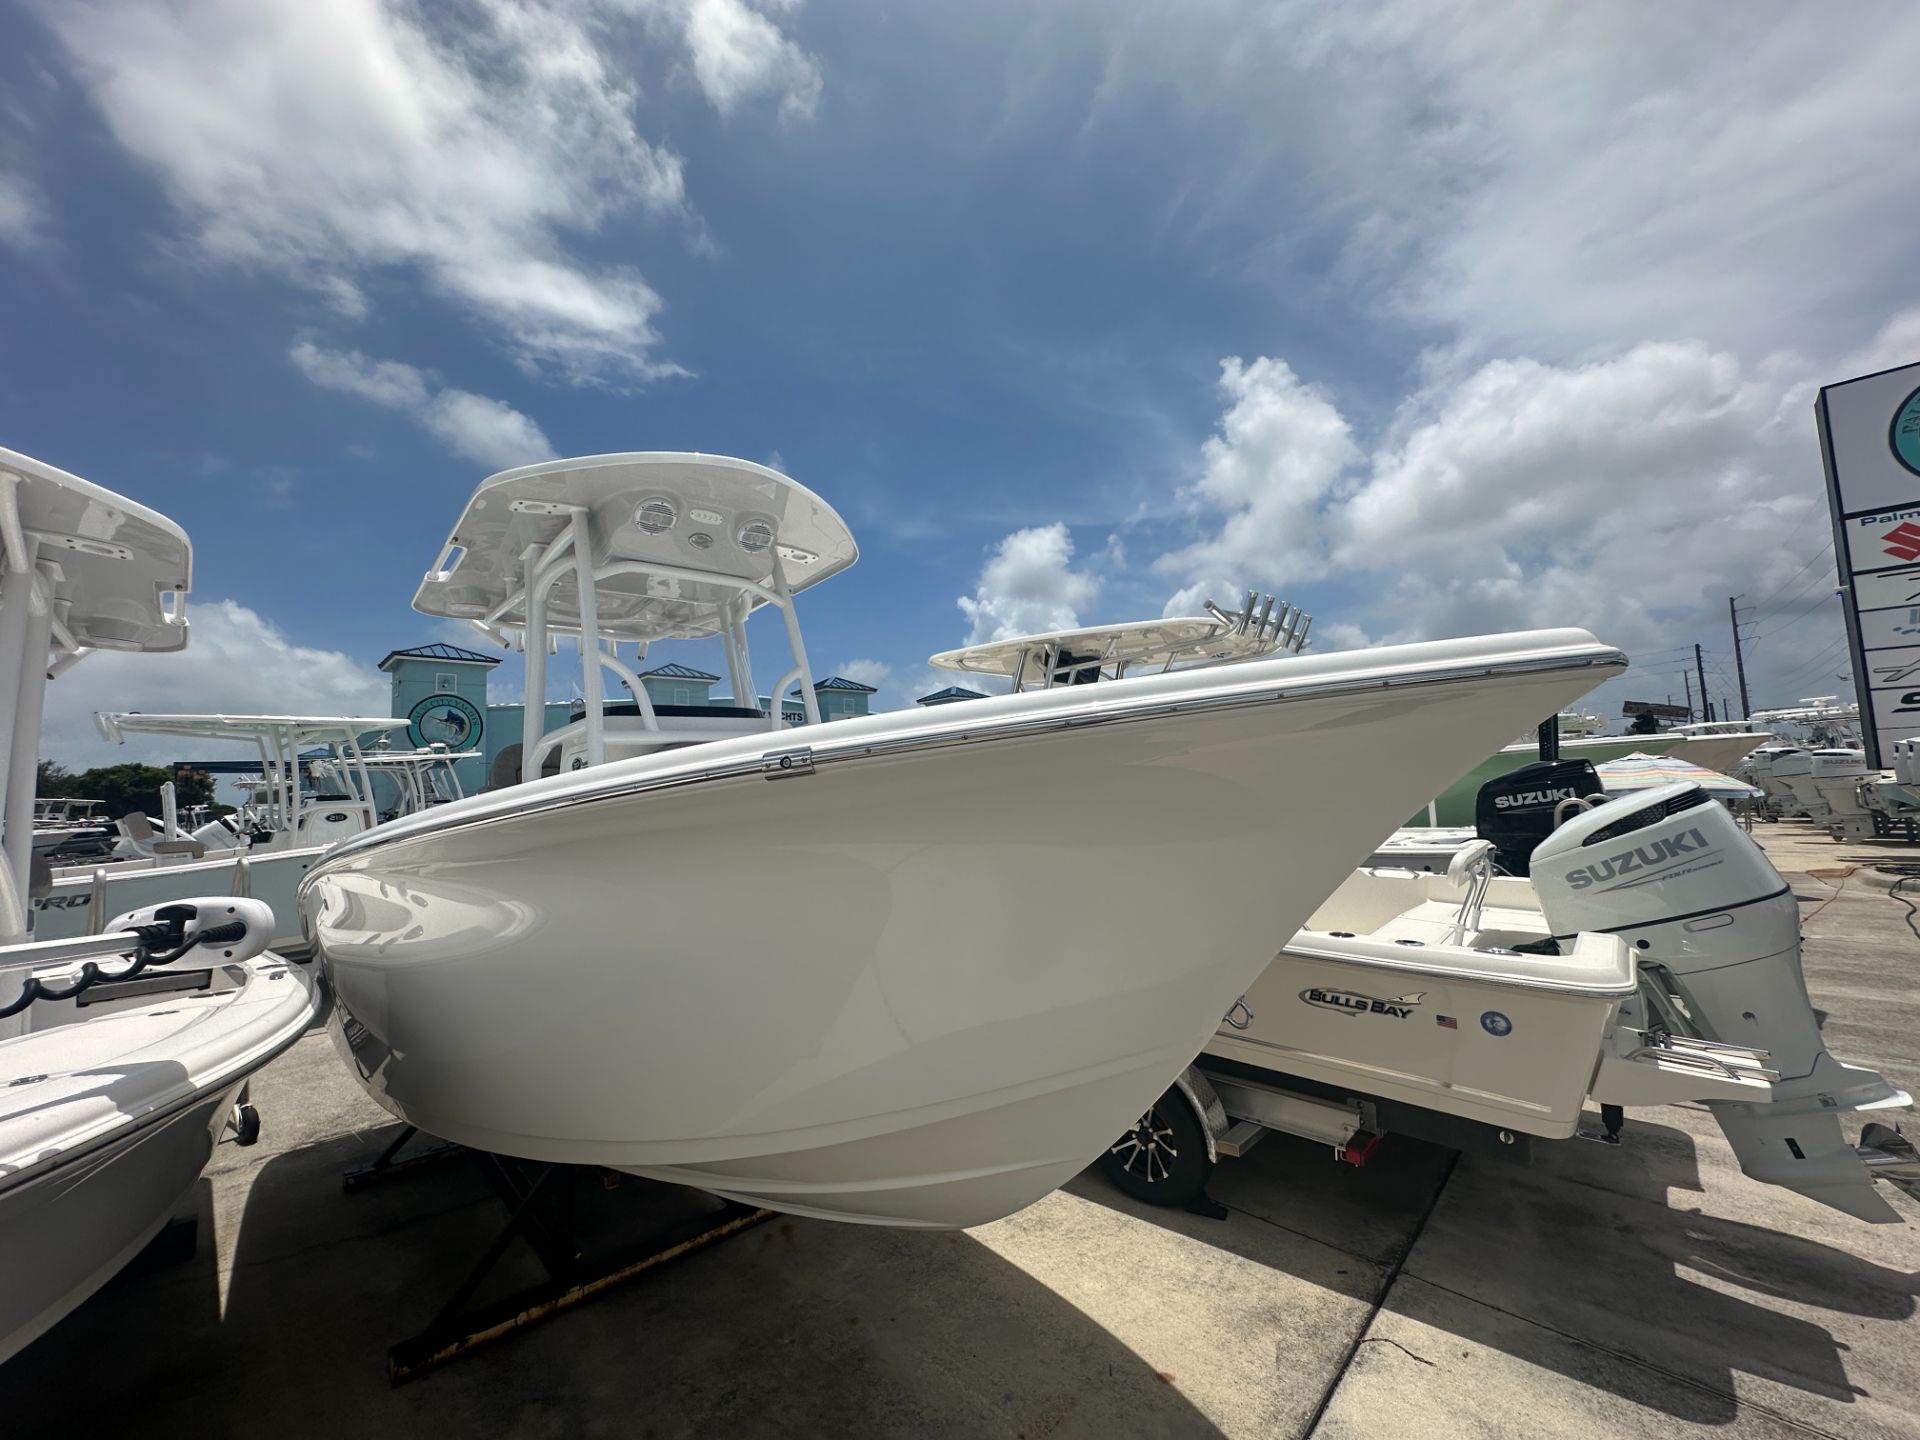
[1695,644,1710,725]
[1728,595,1752,719]
[1682,669,1694,718]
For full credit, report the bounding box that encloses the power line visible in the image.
[1748,537,1837,612]
[1765,635,1851,698]
[1746,587,1842,646]
[1754,549,1839,613]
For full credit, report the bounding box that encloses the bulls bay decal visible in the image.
[1300,987,1425,1020]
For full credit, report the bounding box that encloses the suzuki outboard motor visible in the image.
[1767,748,1822,817]
[1475,759,1604,877]
[1531,782,1914,1221]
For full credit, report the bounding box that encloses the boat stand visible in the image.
[345,1129,773,1384]
[340,1123,463,1192]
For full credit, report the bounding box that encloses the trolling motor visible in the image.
[0,897,276,1017]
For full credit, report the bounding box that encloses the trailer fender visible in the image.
[1169,1065,1232,1165]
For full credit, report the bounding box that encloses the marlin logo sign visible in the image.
[1300,987,1425,1020]
[1564,826,1715,891]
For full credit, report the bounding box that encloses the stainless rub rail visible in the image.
[300,646,1629,884]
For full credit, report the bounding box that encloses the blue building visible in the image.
[634,663,721,709]
[378,643,500,794]
[795,675,878,722]
[917,686,987,706]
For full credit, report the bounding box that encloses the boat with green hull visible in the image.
[1416,727,1768,825]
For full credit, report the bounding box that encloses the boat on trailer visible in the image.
[303,451,1628,1230]
[0,445,318,1363]
[1108,778,1920,1223]
[929,611,1918,1222]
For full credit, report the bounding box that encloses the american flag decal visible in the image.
[1436,1015,1458,1029]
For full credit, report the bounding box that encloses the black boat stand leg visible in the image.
[342,1124,463,1192]
[385,1154,774,1385]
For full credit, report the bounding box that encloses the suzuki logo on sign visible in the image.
[1885,522,1920,562]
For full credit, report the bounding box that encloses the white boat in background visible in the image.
[926,598,1307,690]
[34,713,444,954]
[30,797,115,864]
[303,451,1629,1230]
[1808,748,1874,832]
[1507,709,1605,744]
[953,618,1920,1223]
[1750,697,1862,750]
[1419,723,1770,825]
[0,445,318,1364]
[1766,747,1851,820]
[1163,784,1917,1222]
[351,742,479,821]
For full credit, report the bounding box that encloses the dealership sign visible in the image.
[1819,359,1920,766]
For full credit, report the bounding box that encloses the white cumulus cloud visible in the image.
[957,523,1102,645]
[1151,329,1881,711]
[666,0,823,121]
[835,657,893,691]
[1154,356,1357,612]
[290,341,555,469]
[42,599,389,770]
[31,0,822,384]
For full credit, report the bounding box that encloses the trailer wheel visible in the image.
[231,1103,261,1147]
[1098,1087,1212,1206]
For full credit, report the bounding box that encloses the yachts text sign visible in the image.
[1819,359,1920,766]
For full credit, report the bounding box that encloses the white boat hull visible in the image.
[0,957,318,1361]
[1210,872,1634,1138]
[310,631,1624,1228]
[1,1080,242,1360]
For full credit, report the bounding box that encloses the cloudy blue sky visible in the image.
[4,0,1917,763]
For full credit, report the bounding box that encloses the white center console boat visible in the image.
[32,712,416,954]
[303,451,1630,1230]
[1110,775,1919,1223]
[30,798,115,864]
[0,446,318,1364]
[925,598,1309,690]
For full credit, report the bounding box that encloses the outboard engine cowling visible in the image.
[1768,748,1822,817]
[1474,758,1604,877]
[1531,782,1912,1221]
